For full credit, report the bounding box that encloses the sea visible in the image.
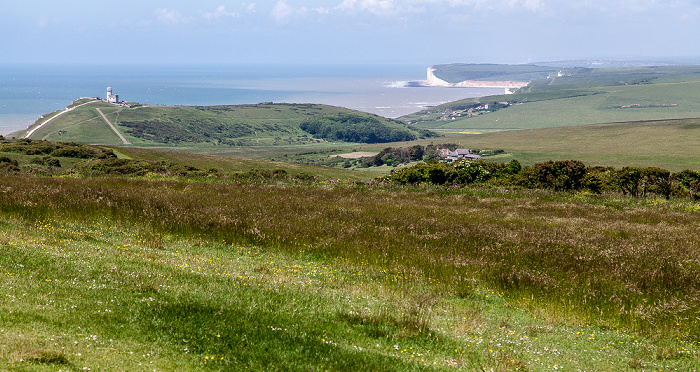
[0,63,504,135]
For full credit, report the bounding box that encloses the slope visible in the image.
[404,65,700,132]
[438,118,700,171]
[14,102,434,148]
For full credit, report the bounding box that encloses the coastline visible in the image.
[0,64,510,135]
[415,67,530,89]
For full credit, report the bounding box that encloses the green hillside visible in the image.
[13,102,434,148]
[0,138,378,182]
[426,118,700,171]
[403,65,700,132]
[2,170,700,370]
[430,63,558,83]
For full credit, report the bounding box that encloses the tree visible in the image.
[614,167,642,197]
[641,167,672,199]
[532,160,587,191]
[672,170,700,199]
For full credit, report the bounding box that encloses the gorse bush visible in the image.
[387,159,505,185]
[387,159,700,200]
[530,160,587,191]
[0,156,20,173]
[0,138,116,159]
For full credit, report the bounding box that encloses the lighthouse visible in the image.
[106,86,119,103]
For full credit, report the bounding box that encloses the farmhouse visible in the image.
[438,148,483,161]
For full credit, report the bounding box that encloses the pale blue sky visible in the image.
[3,1,699,65]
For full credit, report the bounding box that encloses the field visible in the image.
[1,174,700,370]
[404,66,700,132]
[430,118,700,171]
[429,64,558,84]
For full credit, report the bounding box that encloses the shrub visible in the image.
[641,167,673,199]
[614,167,643,197]
[388,159,490,185]
[532,160,587,191]
[46,158,61,168]
[0,139,115,159]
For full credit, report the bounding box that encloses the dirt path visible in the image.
[96,108,131,145]
[25,100,98,139]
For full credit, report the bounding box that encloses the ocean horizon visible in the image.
[0,63,504,135]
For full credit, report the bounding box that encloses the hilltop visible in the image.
[10,101,436,149]
[424,63,558,87]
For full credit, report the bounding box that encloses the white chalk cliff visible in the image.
[424,67,529,89]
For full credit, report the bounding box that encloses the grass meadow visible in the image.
[427,118,700,171]
[1,175,699,370]
[408,79,700,132]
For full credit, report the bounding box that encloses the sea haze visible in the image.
[0,64,504,135]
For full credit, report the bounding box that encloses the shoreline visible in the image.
[416,66,530,90]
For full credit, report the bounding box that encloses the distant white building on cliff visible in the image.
[106,86,119,104]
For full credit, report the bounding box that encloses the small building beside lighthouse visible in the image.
[106,86,119,104]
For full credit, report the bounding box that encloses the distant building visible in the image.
[106,86,119,104]
[438,148,482,161]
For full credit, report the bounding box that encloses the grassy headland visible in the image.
[14,102,433,149]
[429,63,558,84]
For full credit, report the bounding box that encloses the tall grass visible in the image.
[1,175,698,340]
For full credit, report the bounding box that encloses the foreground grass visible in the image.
[1,176,699,370]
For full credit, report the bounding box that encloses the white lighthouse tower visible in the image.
[106,86,119,103]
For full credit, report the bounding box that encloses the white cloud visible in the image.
[337,0,394,13]
[333,0,546,16]
[519,0,545,12]
[335,0,431,17]
[271,0,307,23]
[245,3,257,13]
[155,8,185,24]
[443,0,546,12]
[203,6,240,20]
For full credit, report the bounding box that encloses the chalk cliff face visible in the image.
[424,67,529,89]
[425,67,452,87]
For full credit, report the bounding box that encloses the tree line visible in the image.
[387,159,700,200]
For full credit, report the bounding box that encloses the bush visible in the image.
[388,159,490,185]
[0,157,19,173]
[531,160,587,191]
[0,139,115,159]
[46,158,61,168]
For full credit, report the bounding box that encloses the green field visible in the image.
[435,118,700,171]
[404,66,700,132]
[430,64,559,83]
[2,173,700,370]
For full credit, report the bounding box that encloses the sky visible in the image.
[2,1,700,65]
